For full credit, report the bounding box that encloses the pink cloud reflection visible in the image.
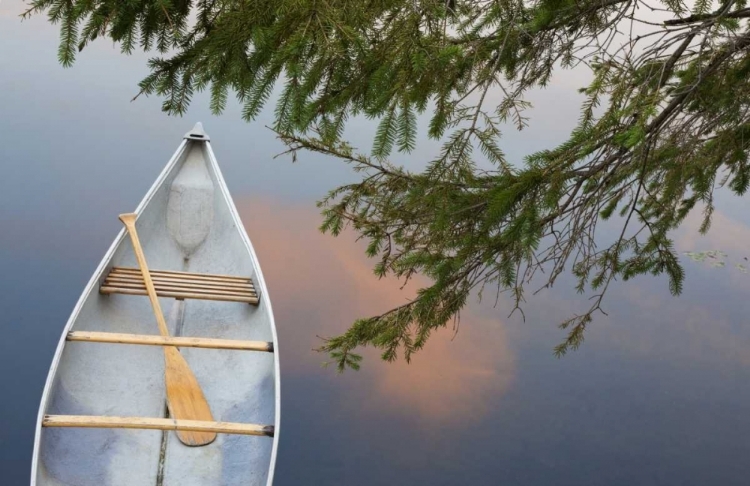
[236,197,515,423]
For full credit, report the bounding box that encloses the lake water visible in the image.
[3,1,750,484]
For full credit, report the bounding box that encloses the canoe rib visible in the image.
[67,331,274,352]
[100,267,259,304]
[43,415,275,437]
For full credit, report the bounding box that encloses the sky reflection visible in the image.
[235,197,750,485]
[237,198,516,426]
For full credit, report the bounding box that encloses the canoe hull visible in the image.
[31,126,280,485]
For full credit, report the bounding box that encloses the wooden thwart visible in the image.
[42,415,275,437]
[67,331,273,352]
[101,266,258,305]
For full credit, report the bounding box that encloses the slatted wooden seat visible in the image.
[100,266,259,304]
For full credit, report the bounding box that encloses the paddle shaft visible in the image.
[119,214,169,337]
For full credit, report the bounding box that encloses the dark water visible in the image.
[3,2,750,484]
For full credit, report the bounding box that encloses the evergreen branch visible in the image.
[664,7,750,26]
[27,0,750,370]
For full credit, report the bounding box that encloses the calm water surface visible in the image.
[2,1,750,484]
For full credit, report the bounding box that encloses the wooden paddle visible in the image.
[119,213,216,446]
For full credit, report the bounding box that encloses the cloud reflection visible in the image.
[236,197,515,424]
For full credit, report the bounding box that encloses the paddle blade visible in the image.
[163,347,217,446]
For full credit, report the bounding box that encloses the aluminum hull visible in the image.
[30,124,280,485]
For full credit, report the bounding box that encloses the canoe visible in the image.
[31,123,280,485]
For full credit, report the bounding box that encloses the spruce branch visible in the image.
[28,0,750,370]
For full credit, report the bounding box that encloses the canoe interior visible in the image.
[34,138,278,485]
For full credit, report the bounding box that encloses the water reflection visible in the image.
[4,186,750,485]
[237,198,516,425]
[236,197,750,485]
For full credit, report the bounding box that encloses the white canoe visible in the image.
[31,124,280,485]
